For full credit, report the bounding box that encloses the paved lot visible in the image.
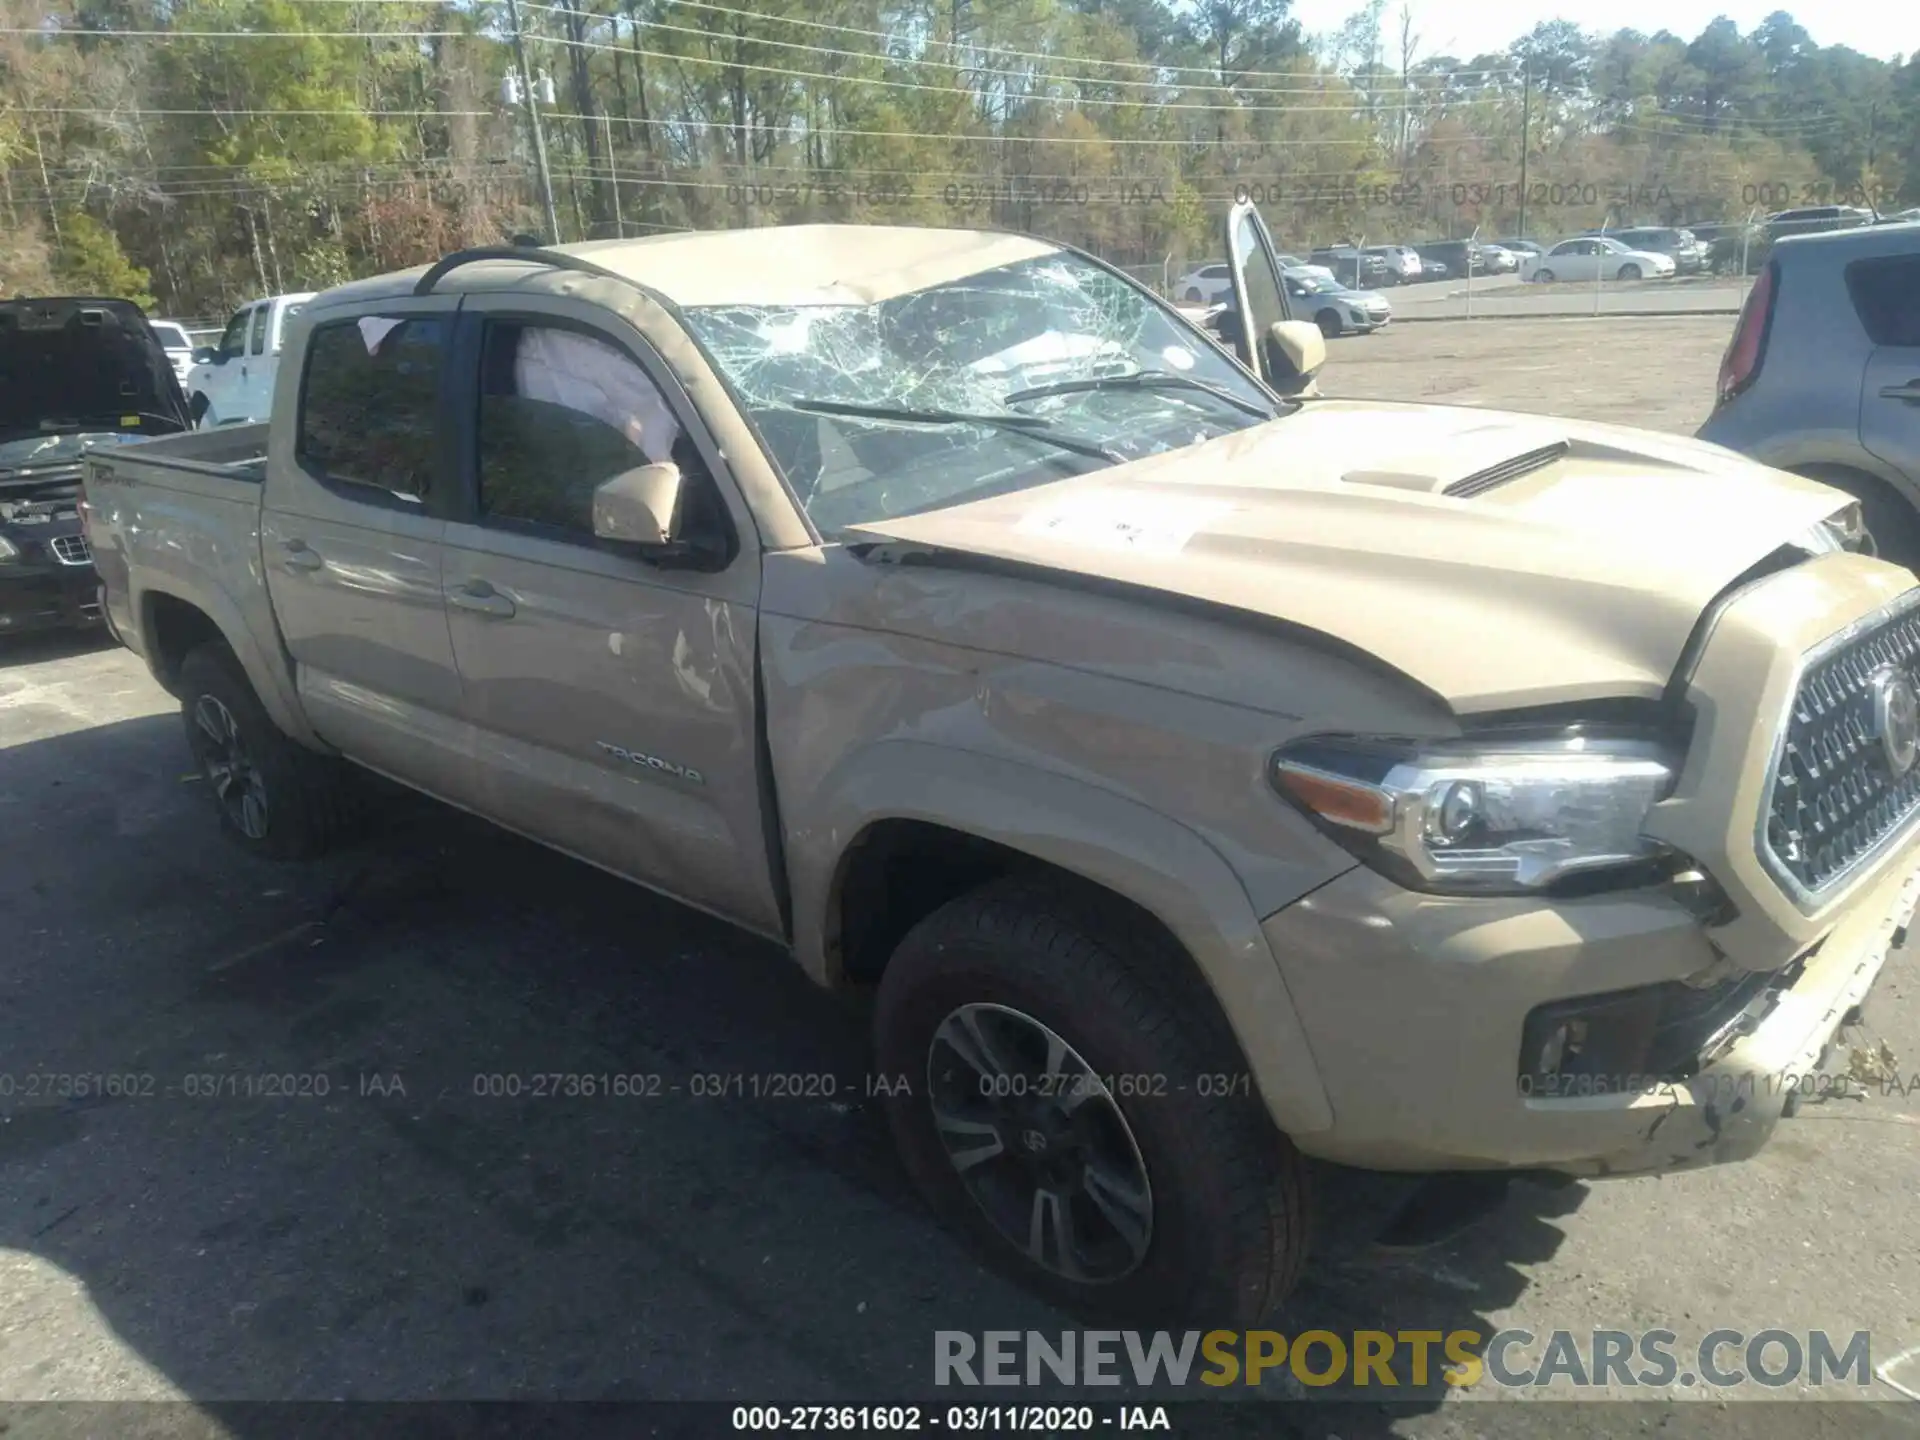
[1386,274,1748,319]
[4,318,1920,1435]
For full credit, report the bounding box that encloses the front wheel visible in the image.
[1618,263,1642,281]
[1315,309,1343,338]
[874,878,1310,1326]
[178,642,363,860]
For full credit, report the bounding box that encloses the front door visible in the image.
[262,301,468,792]
[1856,251,1920,488]
[197,305,251,425]
[437,297,782,935]
[1221,199,1305,391]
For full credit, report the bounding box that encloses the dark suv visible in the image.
[1697,221,1920,561]
[1412,240,1488,279]
[0,296,192,638]
[1308,247,1390,288]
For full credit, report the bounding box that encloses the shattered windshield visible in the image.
[682,253,1275,531]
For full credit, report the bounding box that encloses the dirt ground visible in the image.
[1318,315,1732,436]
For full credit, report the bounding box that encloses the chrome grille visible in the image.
[50,534,92,566]
[1761,595,1920,904]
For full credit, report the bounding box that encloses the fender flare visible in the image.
[137,580,327,751]
[793,740,1335,1136]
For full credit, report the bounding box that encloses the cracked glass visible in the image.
[682,253,1275,532]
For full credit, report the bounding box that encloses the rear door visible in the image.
[1851,250,1920,485]
[436,294,782,934]
[261,300,468,791]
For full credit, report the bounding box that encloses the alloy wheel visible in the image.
[926,1002,1154,1284]
[192,694,270,840]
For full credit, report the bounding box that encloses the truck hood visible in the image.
[842,400,1854,713]
[0,296,191,454]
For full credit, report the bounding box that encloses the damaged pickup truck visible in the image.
[84,201,1916,1325]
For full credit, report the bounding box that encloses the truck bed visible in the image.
[84,423,277,678]
[85,423,269,489]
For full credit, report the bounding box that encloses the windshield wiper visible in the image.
[788,398,1125,462]
[1002,369,1276,421]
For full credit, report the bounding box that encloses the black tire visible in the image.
[1793,466,1920,570]
[1314,309,1343,339]
[1618,263,1642,281]
[188,392,211,424]
[874,876,1310,1327]
[1183,288,1204,303]
[178,641,361,860]
[1534,268,1555,283]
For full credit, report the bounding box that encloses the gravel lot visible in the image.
[4,316,1918,1436]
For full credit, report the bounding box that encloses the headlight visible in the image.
[1271,729,1680,894]
[0,534,19,563]
[1795,500,1874,556]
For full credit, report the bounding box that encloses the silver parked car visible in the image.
[1697,221,1920,560]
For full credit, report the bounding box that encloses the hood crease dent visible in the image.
[845,400,1851,714]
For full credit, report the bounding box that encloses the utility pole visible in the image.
[504,0,562,245]
[1516,60,1532,239]
[1866,102,1878,210]
[602,109,626,238]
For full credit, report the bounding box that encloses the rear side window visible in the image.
[1845,256,1920,347]
[298,315,447,499]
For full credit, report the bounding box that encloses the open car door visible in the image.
[1221,199,1326,398]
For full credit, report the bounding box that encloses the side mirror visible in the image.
[1266,320,1326,382]
[193,348,217,364]
[593,461,683,547]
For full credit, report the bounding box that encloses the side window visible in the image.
[476,321,704,536]
[297,315,448,499]
[218,308,250,359]
[248,304,269,356]
[1846,256,1920,347]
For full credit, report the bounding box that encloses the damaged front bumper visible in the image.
[1558,855,1917,1178]
[1258,849,1914,1177]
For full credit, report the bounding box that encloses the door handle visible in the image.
[449,581,516,618]
[279,540,323,573]
[1880,381,1920,404]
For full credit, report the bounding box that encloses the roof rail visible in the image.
[411,245,636,297]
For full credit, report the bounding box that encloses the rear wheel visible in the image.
[178,642,363,860]
[1315,309,1343,338]
[874,877,1311,1326]
[1534,268,1556,283]
[1184,288,1204,303]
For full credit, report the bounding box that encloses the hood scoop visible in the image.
[1442,440,1572,498]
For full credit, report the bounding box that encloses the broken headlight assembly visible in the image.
[1270,729,1680,895]
[1794,499,1874,557]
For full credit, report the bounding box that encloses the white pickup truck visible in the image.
[83,216,1918,1326]
[186,292,315,429]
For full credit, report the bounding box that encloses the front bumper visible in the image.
[1261,852,1912,1175]
[0,531,102,635]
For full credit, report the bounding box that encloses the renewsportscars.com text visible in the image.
[933,1329,1874,1390]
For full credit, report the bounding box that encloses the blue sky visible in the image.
[1291,1,1916,65]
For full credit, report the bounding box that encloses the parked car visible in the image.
[1275,253,1339,284]
[1697,221,1920,562]
[1309,246,1390,288]
[1879,209,1920,226]
[1412,240,1489,279]
[1283,267,1391,336]
[1363,245,1422,285]
[1693,222,1770,276]
[1522,236,1676,282]
[1588,227,1709,275]
[85,209,1919,1326]
[1474,245,1516,274]
[186,291,316,428]
[149,319,197,386]
[1175,262,1234,306]
[1766,206,1876,243]
[1492,239,1546,261]
[0,295,192,638]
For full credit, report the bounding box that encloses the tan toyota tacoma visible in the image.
[83,203,1917,1326]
